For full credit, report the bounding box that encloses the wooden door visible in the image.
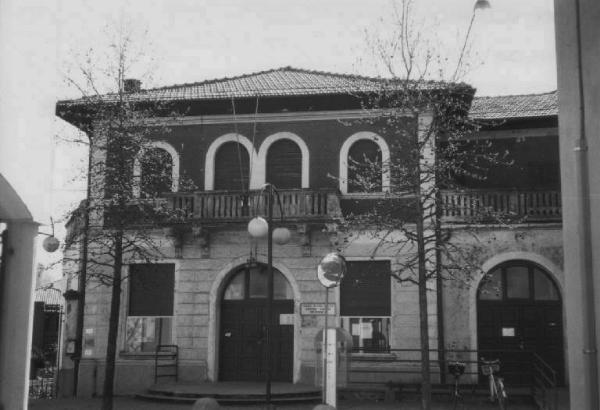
[220,300,293,381]
[477,262,564,385]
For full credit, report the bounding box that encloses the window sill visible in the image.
[119,351,174,360]
[350,352,397,362]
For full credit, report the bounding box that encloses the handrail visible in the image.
[154,344,178,384]
[531,352,558,410]
[347,348,558,398]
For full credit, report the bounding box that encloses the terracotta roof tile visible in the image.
[470,91,558,120]
[58,67,457,105]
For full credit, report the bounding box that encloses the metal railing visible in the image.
[346,348,559,402]
[440,190,561,223]
[532,353,559,410]
[154,345,178,384]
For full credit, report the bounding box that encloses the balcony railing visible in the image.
[163,189,341,223]
[440,189,562,223]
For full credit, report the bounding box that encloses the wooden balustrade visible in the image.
[440,190,562,222]
[163,189,341,223]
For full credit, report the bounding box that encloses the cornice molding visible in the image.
[145,109,414,126]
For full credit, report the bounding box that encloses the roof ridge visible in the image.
[143,66,459,93]
[474,90,557,99]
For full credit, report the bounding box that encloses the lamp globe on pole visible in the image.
[272,227,291,245]
[248,216,269,238]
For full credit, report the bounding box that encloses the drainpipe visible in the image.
[572,0,599,407]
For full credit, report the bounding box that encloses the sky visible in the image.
[0,0,557,284]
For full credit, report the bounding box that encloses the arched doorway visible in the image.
[219,263,294,382]
[477,260,564,385]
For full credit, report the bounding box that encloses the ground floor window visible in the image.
[126,317,173,352]
[341,317,391,352]
[340,260,391,353]
[126,263,175,353]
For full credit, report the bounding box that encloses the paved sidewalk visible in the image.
[29,396,539,410]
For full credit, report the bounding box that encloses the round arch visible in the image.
[204,134,259,190]
[256,132,310,188]
[207,256,301,382]
[339,131,391,194]
[470,251,565,384]
[132,140,180,197]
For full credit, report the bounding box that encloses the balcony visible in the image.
[440,189,562,223]
[163,188,341,224]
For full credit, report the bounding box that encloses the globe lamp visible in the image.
[248,216,268,238]
[272,227,291,245]
[42,236,60,253]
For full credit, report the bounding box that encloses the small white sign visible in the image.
[502,327,515,337]
[301,303,335,315]
[84,349,93,357]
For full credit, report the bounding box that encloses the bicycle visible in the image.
[480,358,508,410]
[448,361,466,410]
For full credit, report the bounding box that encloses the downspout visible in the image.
[572,0,599,406]
[73,134,92,396]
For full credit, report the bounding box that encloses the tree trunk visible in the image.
[416,213,431,410]
[102,230,123,410]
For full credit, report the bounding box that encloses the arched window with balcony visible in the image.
[266,139,302,189]
[257,132,309,189]
[133,141,179,198]
[214,141,250,191]
[339,132,390,194]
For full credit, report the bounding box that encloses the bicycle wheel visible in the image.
[495,378,507,410]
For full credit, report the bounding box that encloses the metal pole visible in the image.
[572,0,599,406]
[265,184,274,408]
[322,287,329,404]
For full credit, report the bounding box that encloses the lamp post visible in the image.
[452,0,491,81]
[247,184,291,408]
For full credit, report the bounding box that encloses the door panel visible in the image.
[478,301,564,385]
[220,300,293,381]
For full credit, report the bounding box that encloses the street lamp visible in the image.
[247,184,291,408]
[452,0,492,81]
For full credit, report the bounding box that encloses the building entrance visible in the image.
[219,263,294,382]
[477,260,564,385]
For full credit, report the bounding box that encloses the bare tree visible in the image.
[344,2,506,409]
[57,25,193,410]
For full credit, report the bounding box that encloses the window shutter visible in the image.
[340,260,391,316]
[129,264,175,316]
[214,142,250,190]
[266,139,302,189]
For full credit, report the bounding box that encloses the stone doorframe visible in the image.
[207,256,302,382]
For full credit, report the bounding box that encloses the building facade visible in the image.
[56,68,564,395]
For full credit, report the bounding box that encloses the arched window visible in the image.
[132,141,179,198]
[139,148,173,198]
[478,261,560,301]
[347,139,382,193]
[339,132,390,194]
[266,139,302,189]
[214,142,250,191]
[222,264,293,300]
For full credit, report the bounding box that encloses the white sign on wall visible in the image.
[300,303,335,315]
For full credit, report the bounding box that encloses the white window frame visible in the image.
[204,133,259,190]
[339,131,391,195]
[257,132,310,188]
[132,141,180,198]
